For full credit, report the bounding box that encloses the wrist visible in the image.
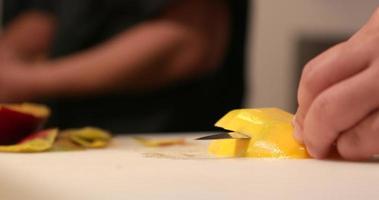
[25,63,62,99]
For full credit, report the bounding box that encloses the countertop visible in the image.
[0,133,378,200]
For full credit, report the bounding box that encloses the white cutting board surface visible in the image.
[0,133,378,200]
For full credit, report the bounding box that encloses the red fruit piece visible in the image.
[0,103,50,145]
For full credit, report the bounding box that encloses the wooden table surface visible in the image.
[0,133,378,200]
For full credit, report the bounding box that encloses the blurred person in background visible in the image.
[5,0,379,161]
[0,0,247,133]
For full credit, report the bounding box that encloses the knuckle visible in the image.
[367,7,379,25]
[366,118,379,133]
[337,113,379,160]
[300,44,346,97]
[312,95,333,122]
[370,34,379,45]
[365,35,379,53]
[315,94,350,139]
[371,61,379,76]
[300,61,318,95]
[367,63,379,100]
[361,112,379,137]
[306,95,338,144]
[353,32,379,56]
[301,60,316,82]
[337,129,362,160]
[343,128,361,147]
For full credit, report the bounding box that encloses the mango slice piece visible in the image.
[0,129,57,152]
[209,108,309,158]
[51,132,85,151]
[61,127,112,148]
[134,137,186,147]
[208,136,250,157]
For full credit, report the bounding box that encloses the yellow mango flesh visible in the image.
[209,108,309,158]
[61,127,112,148]
[208,137,250,157]
[0,129,58,152]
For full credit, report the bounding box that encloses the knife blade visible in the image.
[196,132,250,140]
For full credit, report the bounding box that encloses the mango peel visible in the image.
[209,108,309,158]
[0,102,112,152]
[0,103,50,145]
[0,129,57,152]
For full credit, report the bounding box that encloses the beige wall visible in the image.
[246,0,379,112]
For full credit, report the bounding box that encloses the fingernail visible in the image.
[294,107,300,115]
[304,142,326,159]
[306,146,318,158]
[292,117,304,144]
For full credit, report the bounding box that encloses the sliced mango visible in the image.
[0,129,57,152]
[61,127,112,148]
[209,108,309,158]
[51,132,85,151]
[134,137,186,147]
[208,136,250,157]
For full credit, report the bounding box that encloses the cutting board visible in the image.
[0,133,378,200]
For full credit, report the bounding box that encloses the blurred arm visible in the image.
[6,0,230,100]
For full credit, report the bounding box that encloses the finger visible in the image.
[337,110,379,161]
[295,40,372,129]
[294,42,370,143]
[303,65,379,158]
[297,7,379,127]
[292,116,304,144]
[350,8,379,41]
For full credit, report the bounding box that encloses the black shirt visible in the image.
[4,0,247,133]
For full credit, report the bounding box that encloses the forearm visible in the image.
[0,0,229,101]
[14,0,229,100]
[27,21,207,98]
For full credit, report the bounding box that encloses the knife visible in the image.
[196,132,250,140]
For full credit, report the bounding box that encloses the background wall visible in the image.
[246,0,379,112]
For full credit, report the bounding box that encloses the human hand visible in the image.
[294,8,379,160]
